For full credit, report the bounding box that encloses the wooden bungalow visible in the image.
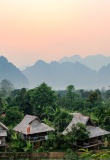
[62,113,110,149]
[13,114,55,145]
[0,122,8,150]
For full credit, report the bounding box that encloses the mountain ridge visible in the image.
[22,60,105,90]
[0,56,29,89]
[59,54,110,71]
[1,55,110,90]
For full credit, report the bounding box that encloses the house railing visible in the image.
[73,140,103,148]
[25,135,47,142]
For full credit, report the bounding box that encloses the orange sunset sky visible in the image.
[0,0,110,67]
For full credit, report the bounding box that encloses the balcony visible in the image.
[73,140,103,149]
[25,135,48,142]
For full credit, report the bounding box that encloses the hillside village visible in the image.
[1,0,110,159]
[1,81,110,159]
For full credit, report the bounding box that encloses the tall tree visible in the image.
[30,83,57,118]
[0,97,3,115]
[15,88,33,114]
[0,79,14,98]
[64,85,78,110]
[4,106,24,127]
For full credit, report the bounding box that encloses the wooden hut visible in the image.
[13,114,55,143]
[62,113,110,149]
[0,122,8,150]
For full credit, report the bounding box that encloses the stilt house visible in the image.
[13,115,55,143]
[0,122,8,149]
[62,113,110,148]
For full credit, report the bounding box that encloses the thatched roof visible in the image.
[86,126,109,138]
[0,122,8,131]
[0,130,7,137]
[62,113,110,138]
[0,122,8,137]
[13,114,55,135]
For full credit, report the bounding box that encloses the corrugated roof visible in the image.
[13,114,55,135]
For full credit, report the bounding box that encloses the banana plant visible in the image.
[23,140,34,152]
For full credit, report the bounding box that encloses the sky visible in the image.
[0,0,110,67]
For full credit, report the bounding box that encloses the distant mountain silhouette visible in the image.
[0,56,29,88]
[1,55,110,90]
[23,60,110,90]
[98,64,110,88]
[59,54,110,71]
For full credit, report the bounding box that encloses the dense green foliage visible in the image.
[1,80,110,158]
[65,123,90,145]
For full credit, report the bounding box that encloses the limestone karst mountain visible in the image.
[23,60,98,89]
[59,54,110,71]
[0,56,29,88]
[1,55,110,90]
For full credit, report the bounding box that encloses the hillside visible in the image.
[0,56,29,88]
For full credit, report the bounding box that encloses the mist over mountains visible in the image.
[22,60,96,89]
[1,54,110,90]
[59,54,110,71]
[0,56,29,89]
[22,59,110,90]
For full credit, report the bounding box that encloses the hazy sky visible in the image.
[0,0,110,67]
